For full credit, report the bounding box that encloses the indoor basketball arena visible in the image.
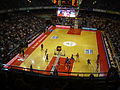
[0,0,120,90]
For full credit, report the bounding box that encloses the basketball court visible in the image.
[4,26,109,77]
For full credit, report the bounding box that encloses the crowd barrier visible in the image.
[2,64,109,78]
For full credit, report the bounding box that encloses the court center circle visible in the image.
[63,41,76,46]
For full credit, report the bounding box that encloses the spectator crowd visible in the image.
[0,13,46,63]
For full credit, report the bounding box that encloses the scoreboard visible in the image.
[52,0,81,6]
[57,9,77,17]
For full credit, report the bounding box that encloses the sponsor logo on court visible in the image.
[51,36,58,39]
[85,49,93,54]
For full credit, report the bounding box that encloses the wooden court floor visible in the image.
[5,27,109,77]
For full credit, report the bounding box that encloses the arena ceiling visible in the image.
[0,0,120,12]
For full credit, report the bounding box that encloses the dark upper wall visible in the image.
[0,0,54,10]
[80,0,120,12]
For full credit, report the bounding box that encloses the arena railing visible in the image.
[2,64,109,78]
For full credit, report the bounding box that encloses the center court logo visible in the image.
[63,41,76,46]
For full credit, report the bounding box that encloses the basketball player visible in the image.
[97,54,100,63]
[30,64,33,72]
[67,60,71,72]
[87,59,91,65]
[53,67,58,76]
[58,58,60,67]
[65,57,69,64]
[45,49,48,55]
[96,54,100,71]
[41,44,43,51]
[71,54,74,60]
[96,63,99,72]
[45,54,49,61]
[76,53,80,62]
[21,49,25,58]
